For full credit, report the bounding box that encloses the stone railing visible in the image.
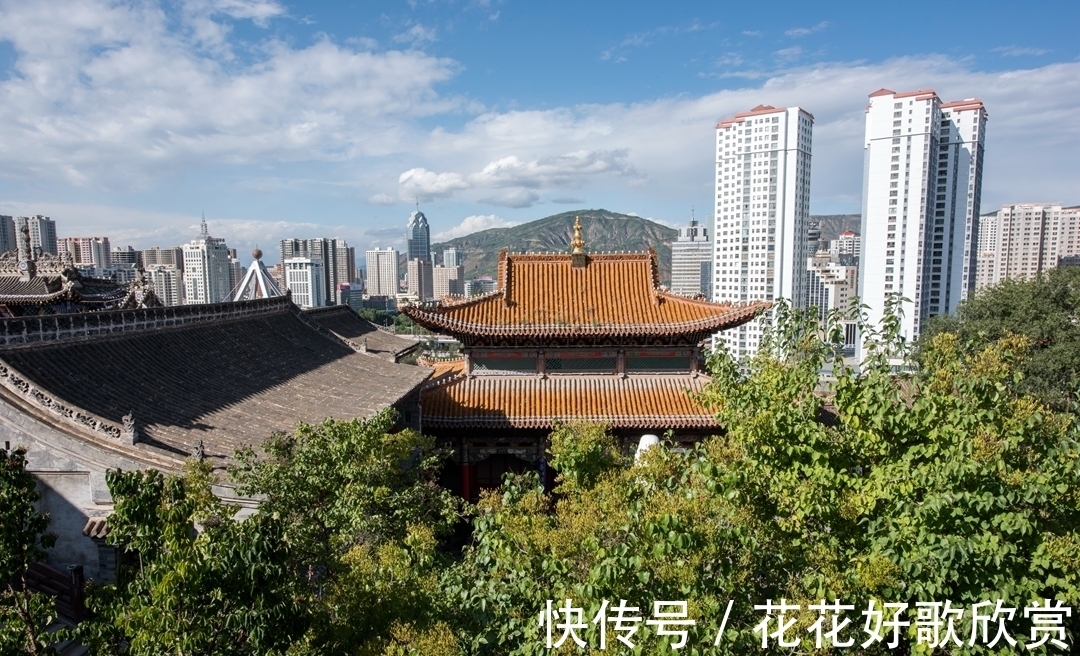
[0,296,294,349]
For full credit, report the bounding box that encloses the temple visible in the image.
[403,218,769,500]
[0,219,160,316]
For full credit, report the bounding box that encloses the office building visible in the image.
[24,215,57,255]
[670,213,712,299]
[407,258,434,300]
[284,257,325,309]
[279,238,352,305]
[712,104,815,358]
[858,89,987,356]
[974,203,1080,290]
[147,265,183,306]
[59,237,111,268]
[443,247,461,268]
[182,219,232,304]
[806,251,859,348]
[407,210,431,263]
[111,246,140,266]
[465,277,497,297]
[142,246,184,269]
[365,247,400,297]
[0,216,17,254]
[827,231,861,258]
[433,264,464,299]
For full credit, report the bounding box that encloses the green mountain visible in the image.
[432,209,679,283]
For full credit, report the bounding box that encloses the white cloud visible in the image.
[785,21,828,37]
[773,46,803,62]
[397,168,469,202]
[367,193,397,205]
[741,30,761,36]
[478,189,540,208]
[993,45,1050,57]
[393,24,437,46]
[0,0,460,188]
[550,196,585,204]
[433,214,518,240]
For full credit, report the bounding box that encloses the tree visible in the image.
[920,266,1080,410]
[0,446,57,656]
[74,460,308,656]
[229,409,465,655]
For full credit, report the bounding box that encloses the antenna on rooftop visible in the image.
[200,211,209,238]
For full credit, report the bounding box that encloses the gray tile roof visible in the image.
[301,306,419,361]
[0,297,431,464]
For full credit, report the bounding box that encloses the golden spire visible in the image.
[570,216,586,254]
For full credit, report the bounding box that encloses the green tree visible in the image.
[0,447,57,656]
[229,409,464,655]
[75,460,308,655]
[921,265,1080,410]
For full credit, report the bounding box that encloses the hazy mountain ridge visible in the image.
[814,214,861,242]
[432,209,679,283]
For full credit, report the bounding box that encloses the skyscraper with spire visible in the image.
[406,209,431,263]
[182,216,231,304]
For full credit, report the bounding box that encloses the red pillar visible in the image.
[461,463,472,502]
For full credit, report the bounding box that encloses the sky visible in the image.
[0,0,1078,265]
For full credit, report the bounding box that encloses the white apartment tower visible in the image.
[365,247,400,297]
[975,203,1080,289]
[284,257,326,309]
[670,214,712,299]
[25,215,57,255]
[147,265,183,306]
[713,104,814,358]
[182,219,232,304]
[858,89,986,356]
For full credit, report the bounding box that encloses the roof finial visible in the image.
[570,216,586,255]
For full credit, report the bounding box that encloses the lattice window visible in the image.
[545,357,617,373]
[625,349,691,373]
[472,351,536,374]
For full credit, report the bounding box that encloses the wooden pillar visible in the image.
[616,348,626,378]
[537,349,546,377]
[463,349,472,376]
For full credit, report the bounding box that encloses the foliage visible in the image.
[920,265,1080,410]
[0,447,57,656]
[358,308,393,327]
[547,420,623,494]
[229,409,464,655]
[74,461,307,655]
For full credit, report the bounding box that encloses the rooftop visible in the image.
[0,297,431,466]
[421,373,716,430]
[301,305,419,361]
[403,250,766,345]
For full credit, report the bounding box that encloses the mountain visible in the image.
[432,209,679,283]
[813,214,861,242]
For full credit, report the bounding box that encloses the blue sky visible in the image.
[0,0,1078,264]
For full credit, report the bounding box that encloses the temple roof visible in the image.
[403,250,767,345]
[0,297,431,467]
[301,305,419,361]
[421,373,716,429]
[0,250,158,315]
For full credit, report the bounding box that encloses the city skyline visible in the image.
[0,0,1078,261]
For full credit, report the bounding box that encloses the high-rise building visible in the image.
[407,259,434,300]
[806,251,859,348]
[336,242,357,296]
[111,246,140,266]
[433,264,464,299]
[670,213,712,299]
[284,257,326,309]
[25,216,57,255]
[465,277,497,297]
[827,231,862,258]
[974,203,1080,290]
[858,89,987,355]
[0,216,17,254]
[407,211,431,263]
[365,247,399,296]
[443,247,461,268]
[182,219,231,304]
[147,265,183,306]
[279,238,351,305]
[142,246,184,270]
[59,237,111,268]
[712,104,814,358]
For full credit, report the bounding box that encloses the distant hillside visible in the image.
[432,209,679,284]
[813,214,861,241]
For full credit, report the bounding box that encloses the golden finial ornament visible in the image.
[570,216,586,254]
